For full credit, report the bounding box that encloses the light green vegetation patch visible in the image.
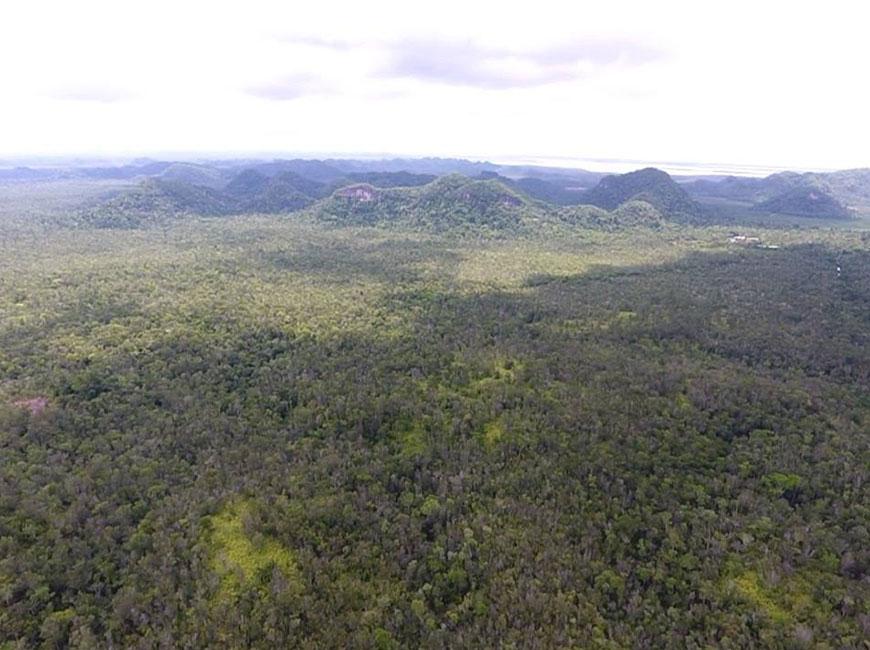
[492,358,520,381]
[481,417,505,450]
[731,571,791,623]
[206,499,300,602]
[674,392,692,411]
[397,421,427,458]
[470,358,523,392]
[763,472,802,496]
[727,566,833,629]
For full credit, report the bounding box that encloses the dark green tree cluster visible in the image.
[1,220,866,648]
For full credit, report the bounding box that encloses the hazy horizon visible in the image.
[2,0,869,171]
[0,150,847,179]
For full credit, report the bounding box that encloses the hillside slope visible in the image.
[79,178,231,227]
[313,174,540,231]
[582,168,701,218]
[685,168,870,216]
[755,187,852,219]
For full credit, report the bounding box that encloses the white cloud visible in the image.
[246,74,336,101]
[0,0,868,170]
[45,84,134,103]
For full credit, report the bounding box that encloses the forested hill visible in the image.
[581,167,702,218]
[77,169,440,227]
[76,172,552,231]
[76,167,696,232]
[754,187,852,219]
[312,174,536,230]
[76,178,231,228]
[684,168,869,217]
[53,158,870,229]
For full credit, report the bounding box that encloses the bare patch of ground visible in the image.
[13,396,49,415]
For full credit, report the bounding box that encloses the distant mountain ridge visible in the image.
[0,156,603,192]
[63,157,870,228]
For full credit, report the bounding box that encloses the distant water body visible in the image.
[495,156,838,178]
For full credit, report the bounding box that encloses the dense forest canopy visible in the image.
[0,161,868,648]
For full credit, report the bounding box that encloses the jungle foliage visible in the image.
[0,202,867,649]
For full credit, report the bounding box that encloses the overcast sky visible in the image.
[1,0,868,171]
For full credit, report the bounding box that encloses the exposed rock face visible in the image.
[13,396,49,415]
[335,184,377,202]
